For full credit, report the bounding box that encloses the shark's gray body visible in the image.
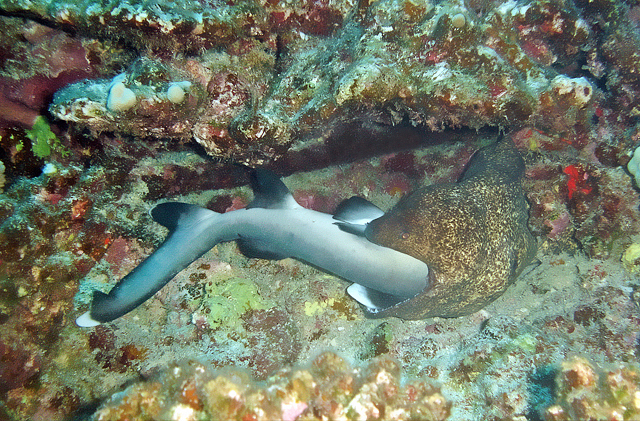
[76,170,430,326]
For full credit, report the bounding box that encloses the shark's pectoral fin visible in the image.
[333,197,385,236]
[346,283,413,316]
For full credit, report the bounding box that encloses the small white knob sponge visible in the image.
[107,74,136,112]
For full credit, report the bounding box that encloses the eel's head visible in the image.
[365,183,486,277]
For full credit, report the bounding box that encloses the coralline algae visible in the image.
[44,0,605,165]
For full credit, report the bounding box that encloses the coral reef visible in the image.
[38,0,612,165]
[0,136,248,420]
[543,357,640,421]
[0,0,276,54]
[0,17,98,129]
[91,351,451,421]
[50,50,275,155]
[1,0,640,419]
[0,132,639,420]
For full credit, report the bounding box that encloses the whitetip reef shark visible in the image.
[77,138,535,327]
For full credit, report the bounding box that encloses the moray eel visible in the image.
[76,137,535,327]
[361,137,537,319]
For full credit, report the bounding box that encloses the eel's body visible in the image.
[363,138,537,319]
[77,137,536,327]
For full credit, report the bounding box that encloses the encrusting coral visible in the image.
[46,0,602,165]
[91,351,451,421]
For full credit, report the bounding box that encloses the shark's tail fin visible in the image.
[76,203,221,327]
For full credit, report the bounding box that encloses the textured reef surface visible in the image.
[2,0,640,419]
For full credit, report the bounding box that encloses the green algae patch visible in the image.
[622,243,640,273]
[26,116,70,158]
[199,276,275,331]
[512,333,537,354]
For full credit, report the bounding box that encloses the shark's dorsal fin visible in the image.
[241,169,299,260]
[247,169,301,210]
[333,196,385,236]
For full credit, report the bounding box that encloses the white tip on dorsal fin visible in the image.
[333,197,384,236]
[247,169,301,210]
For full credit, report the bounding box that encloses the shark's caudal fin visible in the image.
[76,203,221,327]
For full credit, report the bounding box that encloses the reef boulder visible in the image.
[47,0,603,166]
